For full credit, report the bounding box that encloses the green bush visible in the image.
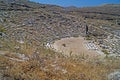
[86,36,92,40]
[62,43,66,47]
[102,49,109,54]
[0,25,6,33]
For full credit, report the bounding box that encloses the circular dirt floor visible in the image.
[52,37,105,58]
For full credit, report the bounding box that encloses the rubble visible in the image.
[108,71,120,80]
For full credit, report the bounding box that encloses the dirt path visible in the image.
[0,51,28,62]
[52,37,105,58]
[0,51,7,55]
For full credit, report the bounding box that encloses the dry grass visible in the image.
[0,37,119,80]
[0,46,119,80]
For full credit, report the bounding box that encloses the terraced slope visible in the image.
[0,0,120,80]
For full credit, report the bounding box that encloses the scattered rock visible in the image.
[0,51,5,55]
[16,53,29,60]
[17,40,24,44]
[0,73,2,80]
[0,45,3,48]
[14,46,20,50]
[108,71,120,80]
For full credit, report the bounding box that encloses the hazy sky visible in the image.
[30,0,120,7]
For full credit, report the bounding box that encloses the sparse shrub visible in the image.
[102,49,109,54]
[0,25,6,33]
[86,36,92,40]
[62,43,66,47]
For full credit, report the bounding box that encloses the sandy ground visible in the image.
[52,37,105,58]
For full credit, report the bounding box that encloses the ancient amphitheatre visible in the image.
[0,0,120,80]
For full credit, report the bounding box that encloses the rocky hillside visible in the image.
[64,4,120,24]
[0,0,120,80]
[0,0,87,47]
